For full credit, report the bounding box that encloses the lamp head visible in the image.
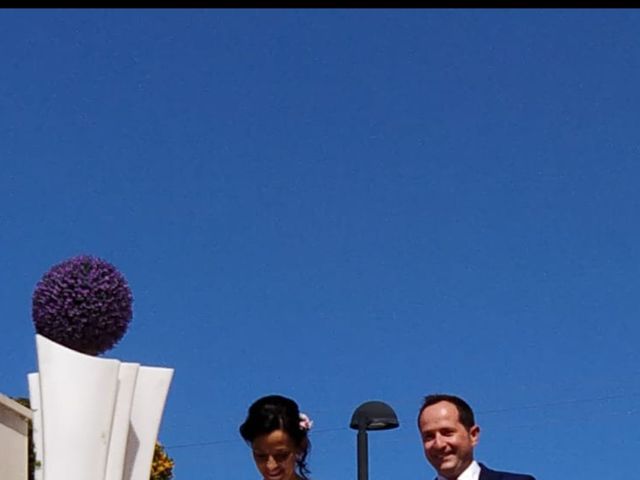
[350,401,399,431]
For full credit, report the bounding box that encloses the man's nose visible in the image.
[433,433,446,448]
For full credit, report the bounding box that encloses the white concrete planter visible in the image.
[105,362,140,480]
[35,334,121,480]
[123,366,174,480]
[27,373,43,480]
[30,335,174,480]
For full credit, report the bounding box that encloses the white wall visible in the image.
[0,394,32,480]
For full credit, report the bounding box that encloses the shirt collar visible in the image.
[437,460,480,480]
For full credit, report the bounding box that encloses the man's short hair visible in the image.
[417,393,476,430]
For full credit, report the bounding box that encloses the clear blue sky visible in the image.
[2,9,639,480]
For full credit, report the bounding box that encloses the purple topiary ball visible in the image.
[32,255,133,355]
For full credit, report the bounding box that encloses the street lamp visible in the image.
[349,401,399,480]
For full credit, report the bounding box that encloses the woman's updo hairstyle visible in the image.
[239,394,311,479]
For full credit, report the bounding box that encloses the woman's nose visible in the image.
[266,455,278,469]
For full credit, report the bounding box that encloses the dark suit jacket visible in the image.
[478,462,536,480]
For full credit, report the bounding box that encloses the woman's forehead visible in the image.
[252,429,296,451]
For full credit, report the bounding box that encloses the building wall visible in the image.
[0,398,31,480]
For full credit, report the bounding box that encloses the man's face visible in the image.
[418,401,480,480]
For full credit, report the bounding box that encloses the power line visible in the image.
[477,392,640,415]
[168,427,348,450]
[165,392,640,450]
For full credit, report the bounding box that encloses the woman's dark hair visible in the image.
[240,394,311,480]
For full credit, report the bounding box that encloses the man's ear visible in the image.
[469,425,480,446]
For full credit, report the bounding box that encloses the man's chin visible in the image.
[434,460,462,478]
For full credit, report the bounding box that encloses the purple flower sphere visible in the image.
[32,255,133,355]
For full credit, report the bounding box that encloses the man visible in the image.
[417,394,535,480]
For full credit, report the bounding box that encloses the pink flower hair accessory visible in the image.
[299,413,313,431]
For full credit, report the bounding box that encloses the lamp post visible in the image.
[349,401,399,480]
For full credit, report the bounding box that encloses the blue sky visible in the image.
[2,9,639,480]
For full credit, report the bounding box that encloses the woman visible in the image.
[240,395,313,480]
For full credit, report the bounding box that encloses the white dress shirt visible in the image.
[437,460,481,480]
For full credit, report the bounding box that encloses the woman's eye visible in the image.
[273,453,290,462]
